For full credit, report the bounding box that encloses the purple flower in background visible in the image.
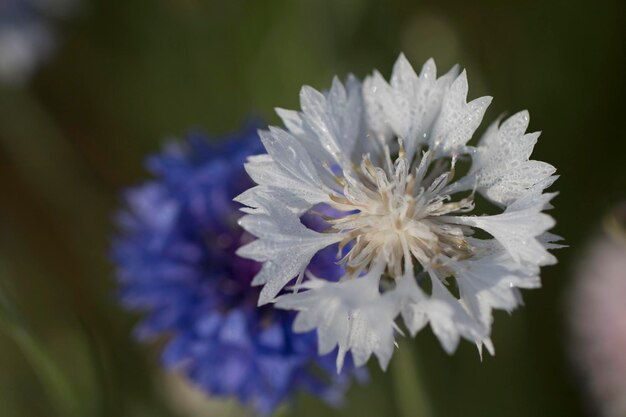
[111,124,359,415]
[569,204,626,417]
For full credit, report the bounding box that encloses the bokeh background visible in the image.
[1,0,625,416]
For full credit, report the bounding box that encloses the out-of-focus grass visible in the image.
[0,0,624,416]
[391,340,433,417]
[0,276,82,417]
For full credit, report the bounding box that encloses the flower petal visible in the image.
[444,192,557,267]
[454,111,557,205]
[430,70,492,156]
[297,75,363,165]
[237,197,342,304]
[276,264,398,372]
[241,137,332,206]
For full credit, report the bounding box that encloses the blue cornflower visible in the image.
[111,124,359,415]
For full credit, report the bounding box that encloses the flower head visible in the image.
[569,204,626,417]
[112,125,356,415]
[0,0,78,84]
[236,54,560,371]
[0,0,79,84]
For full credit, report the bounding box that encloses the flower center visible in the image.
[324,143,476,278]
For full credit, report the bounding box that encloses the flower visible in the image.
[236,54,560,371]
[111,125,357,415]
[0,0,78,84]
[569,204,626,417]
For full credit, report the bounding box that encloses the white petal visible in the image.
[242,133,331,206]
[298,76,363,165]
[483,110,530,147]
[394,273,429,336]
[444,192,557,267]
[275,107,306,136]
[261,127,326,186]
[450,241,538,328]
[456,111,557,206]
[362,55,460,161]
[362,70,394,143]
[430,70,492,156]
[275,107,340,166]
[392,268,490,354]
[483,162,557,205]
[387,54,421,146]
[237,197,342,304]
[426,277,488,353]
[276,264,398,372]
[234,185,311,215]
[538,232,567,250]
[477,338,495,359]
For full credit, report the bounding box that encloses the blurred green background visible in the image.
[1,0,625,416]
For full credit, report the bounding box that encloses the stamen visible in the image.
[325,140,477,278]
[383,145,394,175]
[323,161,347,187]
[330,193,351,205]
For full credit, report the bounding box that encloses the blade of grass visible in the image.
[0,277,83,417]
[391,340,434,417]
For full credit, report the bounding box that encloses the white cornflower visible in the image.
[236,54,560,371]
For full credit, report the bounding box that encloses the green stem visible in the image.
[391,340,434,417]
[0,280,82,417]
